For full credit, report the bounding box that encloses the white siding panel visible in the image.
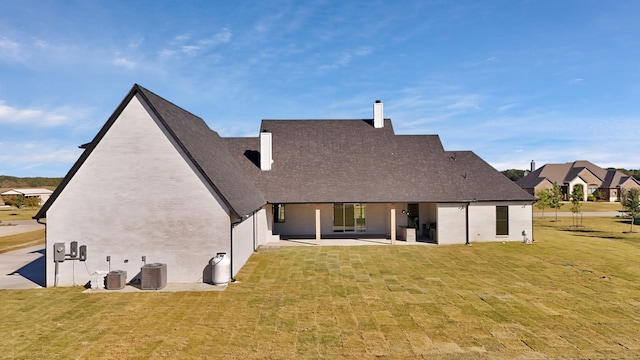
[365,203,389,235]
[254,207,272,246]
[46,95,230,287]
[436,204,466,245]
[273,204,322,236]
[232,215,256,276]
[468,202,533,243]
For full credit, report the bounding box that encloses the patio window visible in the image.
[273,204,285,223]
[333,203,366,232]
[496,206,509,236]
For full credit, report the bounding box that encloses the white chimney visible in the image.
[260,131,273,171]
[530,160,536,172]
[373,100,384,128]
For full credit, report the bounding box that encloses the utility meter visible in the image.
[70,241,78,258]
[53,242,65,262]
[79,245,87,261]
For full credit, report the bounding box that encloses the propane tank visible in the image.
[211,252,231,285]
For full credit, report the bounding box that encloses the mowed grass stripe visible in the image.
[0,217,640,358]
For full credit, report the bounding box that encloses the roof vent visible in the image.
[373,100,383,128]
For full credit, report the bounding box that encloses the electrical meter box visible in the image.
[79,245,87,261]
[70,241,78,258]
[53,242,65,262]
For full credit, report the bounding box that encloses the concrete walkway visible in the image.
[0,219,44,236]
[0,244,45,289]
[265,237,435,247]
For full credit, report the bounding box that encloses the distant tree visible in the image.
[0,175,62,188]
[550,182,564,222]
[613,168,640,182]
[620,188,640,233]
[23,196,41,209]
[501,169,526,181]
[570,184,583,227]
[1,195,21,208]
[535,189,552,219]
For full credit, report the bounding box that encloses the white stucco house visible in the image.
[35,85,535,287]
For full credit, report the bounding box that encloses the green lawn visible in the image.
[533,201,623,213]
[1,218,640,359]
[0,208,39,221]
[0,229,45,254]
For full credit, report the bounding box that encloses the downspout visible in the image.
[465,199,476,246]
[34,217,51,285]
[230,218,242,283]
[465,202,470,245]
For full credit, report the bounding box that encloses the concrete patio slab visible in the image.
[0,219,44,237]
[83,282,228,293]
[265,237,436,247]
[0,244,45,289]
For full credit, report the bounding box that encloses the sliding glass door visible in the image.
[333,203,366,232]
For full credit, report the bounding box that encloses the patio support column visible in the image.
[390,207,396,245]
[315,208,321,245]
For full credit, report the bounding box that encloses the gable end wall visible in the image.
[46,95,231,287]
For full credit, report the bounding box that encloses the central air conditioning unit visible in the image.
[106,270,127,290]
[140,263,167,290]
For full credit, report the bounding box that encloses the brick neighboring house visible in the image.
[516,160,640,202]
[34,84,535,287]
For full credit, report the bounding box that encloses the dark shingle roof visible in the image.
[136,86,265,216]
[225,119,534,203]
[35,84,265,220]
[35,85,534,222]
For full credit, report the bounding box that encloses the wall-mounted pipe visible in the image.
[229,218,243,283]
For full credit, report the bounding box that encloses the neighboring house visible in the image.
[516,160,640,202]
[1,188,53,205]
[34,84,535,287]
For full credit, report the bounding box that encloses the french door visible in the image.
[333,203,366,232]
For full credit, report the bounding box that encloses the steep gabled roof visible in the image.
[136,85,265,216]
[225,119,534,203]
[35,84,264,220]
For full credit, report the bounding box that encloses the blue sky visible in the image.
[1,1,639,177]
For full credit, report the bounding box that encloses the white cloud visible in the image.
[199,28,232,46]
[0,143,82,176]
[0,36,22,60]
[319,46,373,70]
[181,45,201,56]
[160,28,233,58]
[113,57,136,69]
[0,101,81,127]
